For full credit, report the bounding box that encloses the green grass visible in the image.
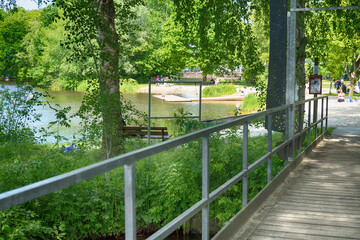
[120,79,146,93]
[203,84,237,97]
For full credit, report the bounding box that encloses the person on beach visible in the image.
[341,81,347,94]
[337,89,345,103]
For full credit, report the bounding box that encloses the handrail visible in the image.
[0,96,329,240]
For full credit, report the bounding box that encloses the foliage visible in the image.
[75,84,147,153]
[119,78,144,93]
[0,207,57,240]
[241,93,260,113]
[0,8,30,78]
[1,124,286,238]
[0,85,46,145]
[173,107,201,135]
[202,84,236,97]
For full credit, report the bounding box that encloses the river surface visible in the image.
[3,83,243,142]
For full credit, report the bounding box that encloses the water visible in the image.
[2,83,243,142]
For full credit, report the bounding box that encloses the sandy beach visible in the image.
[137,84,208,94]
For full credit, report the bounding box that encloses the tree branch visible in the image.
[356,52,360,63]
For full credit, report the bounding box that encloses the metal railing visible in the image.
[0,96,328,240]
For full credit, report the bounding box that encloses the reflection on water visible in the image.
[3,83,243,142]
[178,93,199,98]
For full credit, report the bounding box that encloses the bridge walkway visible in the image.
[233,128,360,239]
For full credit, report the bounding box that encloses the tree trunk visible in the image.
[345,50,360,98]
[96,0,124,158]
[296,0,307,101]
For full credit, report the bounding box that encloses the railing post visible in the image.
[267,114,272,184]
[285,0,297,165]
[307,100,311,147]
[297,103,303,155]
[321,97,324,134]
[202,136,210,240]
[242,122,248,207]
[326,97,329,130]
[199,81,202,122]
[285,105,294,165]
[314,98,318,140]
[125,163,136,240]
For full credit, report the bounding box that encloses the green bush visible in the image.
[0,207,58,240]
[241,93,260,113]
[203,84,237,97]
[0,85,47,145]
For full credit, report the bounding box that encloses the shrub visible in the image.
[0,85,47,145]
[203,84,237,97]
[241,93,260,113]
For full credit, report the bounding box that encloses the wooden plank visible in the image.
[283,188,360,197]
[293,178,360,185]
[265,215,360,228]
[124,131,169,136]
[280,195,360,206]
[250,229,353,240]
[266,212,360,225]
[283,190,360,199]
[272,204,360,215]
[257,222,360,238]
[123,126,167,130]
[270,208,360,221]
[122,126,171,140]
[277,198,360,209]
[276,200,360,211]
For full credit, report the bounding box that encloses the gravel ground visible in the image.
[326,95,360,128]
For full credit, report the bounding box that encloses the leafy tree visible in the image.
[173,0,265,82]
[55,0,146,157]
[305,0,360,97]
[0,8,29,78]
[123,0,191,81]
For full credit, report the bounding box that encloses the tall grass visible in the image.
[241,93,260,113]
[120,78,146,93]
[203,84,237,97]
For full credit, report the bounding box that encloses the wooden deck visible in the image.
[235,128,360,239]
[153,94,245,102]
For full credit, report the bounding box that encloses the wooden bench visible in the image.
[123,126,172,141]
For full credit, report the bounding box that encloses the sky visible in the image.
[16,0,50,10]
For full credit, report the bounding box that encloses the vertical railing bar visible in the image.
[297,104,303,155]
[267,114,272,184]
[290,104,295,162]
[321,98,324,134]
[199,81,202,122]
[125,163,136,240]
[314,98,318,139]
[202,135,210,240]
[307,100,311,147]
[284,108,289,166]
[242,122,248,207]
[326,96,329,130]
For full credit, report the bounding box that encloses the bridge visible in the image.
[3,95,360,239]
[215,126,360,240]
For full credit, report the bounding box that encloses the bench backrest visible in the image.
[123,126,169,140]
